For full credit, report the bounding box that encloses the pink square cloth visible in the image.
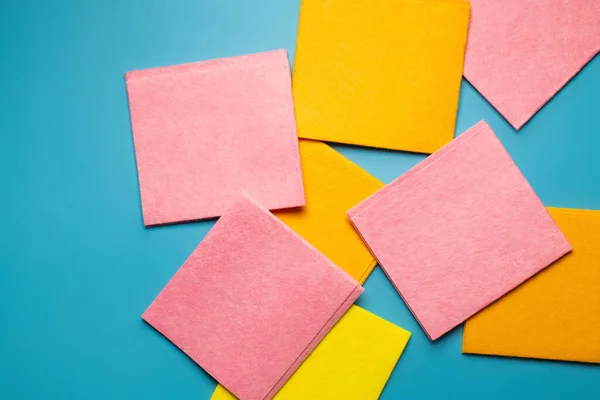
[125,50,305,226]
[348,121,571,341]
[464,0,600,129]
[143,195,362,400]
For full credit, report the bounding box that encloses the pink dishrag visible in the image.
[464,0,600,129]
[143,195,362,400]
[125,50,304,226]
[348,121,571,340]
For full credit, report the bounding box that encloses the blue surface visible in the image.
[1,1,599,398]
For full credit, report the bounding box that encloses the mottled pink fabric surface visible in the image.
[125,50,304,226]
[143,196,362,400]
[464,0,600,129]
[348,121,571,340]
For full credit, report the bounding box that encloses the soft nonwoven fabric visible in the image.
[125,50,304,226]
[142,196,362,400]
[348,121,572,341]
[210,306,411,400]
[463,208,600,364]
[292,0,470,153]
[274,140,384,284]
[464,0,600,129]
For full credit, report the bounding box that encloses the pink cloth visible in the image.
[125,50,304,226]
[143,195,362,400]
[464,0,600,129]
[348,121,571,340]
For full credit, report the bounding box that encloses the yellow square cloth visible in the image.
[211,306,411,400]
[463,208,600,363]
[293,0,470,153]
[274,139,383,284]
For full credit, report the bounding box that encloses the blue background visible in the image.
[1,0,599,398]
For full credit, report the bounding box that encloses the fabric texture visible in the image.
[293,0,470,153]
[464,0,600,129]
[348,121,571,340]
[142,196,362,400]
[125,50,304,226]
[275,140,384,284]
[210,306,410,400]
[463,208,600,364]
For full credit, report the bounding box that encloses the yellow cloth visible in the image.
[463,208,600,363]
[211,306,411,400]
[293,0,470,153]
[274,140,383,284]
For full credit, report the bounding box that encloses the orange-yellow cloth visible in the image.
[293,0,470,153]
[463,208,600,363]
[210,305,411,400]
[274,140,383,284]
